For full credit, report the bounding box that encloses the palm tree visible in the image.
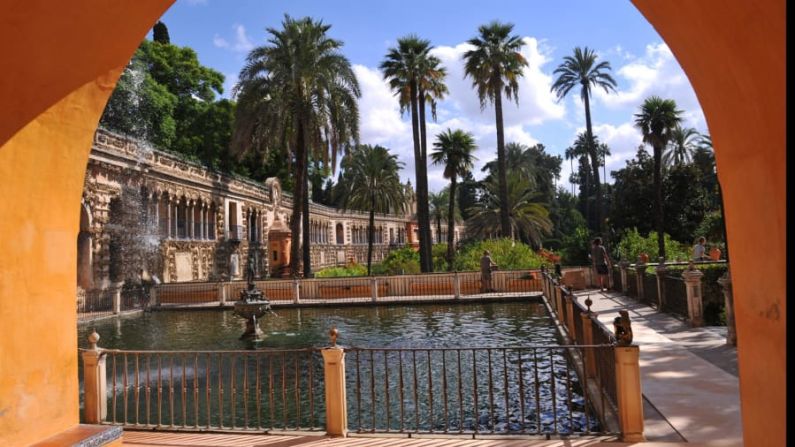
[339,145,407,275]
[634,96,683,259]
[664,125,699,167]
[431,128,477,269]
[463,21,527,238]
[381,36,446,272]
[232,15,360,278]
[551,47,617,234]
[428,190,447,244]
[465,172,552,248]
[696,134,729,262]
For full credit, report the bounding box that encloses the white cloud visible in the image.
[214,24,255,54]
[594,42,706,131]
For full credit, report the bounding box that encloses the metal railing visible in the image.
[347,346,610,435]
[99,348,324,431]
[662,276,688,318]
[78,285,149,323]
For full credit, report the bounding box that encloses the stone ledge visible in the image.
[31,424,122,447]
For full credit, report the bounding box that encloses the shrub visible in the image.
[616,228,690,263]
[314,263,368,278]
[453,238,547,271]
[375,246,421,275]
[560,225,591,266]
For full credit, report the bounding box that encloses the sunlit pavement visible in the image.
[572,288,742,446]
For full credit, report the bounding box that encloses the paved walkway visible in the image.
[571,288,742,446]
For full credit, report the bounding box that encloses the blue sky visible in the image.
[157,0,708,193]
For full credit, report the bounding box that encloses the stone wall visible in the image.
[81,129,462,285]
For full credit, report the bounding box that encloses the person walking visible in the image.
[480,250,498,293]
[591,238,612,292]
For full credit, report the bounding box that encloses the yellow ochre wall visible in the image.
[0,2,173,446]
[0,1,785,446]
[632,2,786,445]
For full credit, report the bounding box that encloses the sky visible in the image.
[156,0,709,194]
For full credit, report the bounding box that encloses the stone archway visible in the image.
[0,2,784,445]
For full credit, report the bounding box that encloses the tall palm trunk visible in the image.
[446,177,457,270]
[417,93,433,272]
[653,143,665,259]
[302,164,311,278]
[367,195,375,275]
[409,80,430,272]
[583,93,602,234]
[494,86,510,238]
[436,217,442,244]
[289,124,306,278]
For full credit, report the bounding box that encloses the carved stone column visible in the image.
[682,263,705,327]
[619,260,630,294]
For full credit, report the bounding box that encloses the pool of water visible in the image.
[78,300,559,350]
[77,300,602,434]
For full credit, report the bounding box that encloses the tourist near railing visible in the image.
[79,326,639,439]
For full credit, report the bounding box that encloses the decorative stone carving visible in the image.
[613,310,634,346]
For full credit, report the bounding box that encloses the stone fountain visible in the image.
[233,253,271,340]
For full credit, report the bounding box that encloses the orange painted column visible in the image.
[632,2,786,445]
[0,2,172,446]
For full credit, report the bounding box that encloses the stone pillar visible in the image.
[654,258,667,310]
[153,194,160,236]
[615,345,645,442]
[188,201,194,239]
[82,330,107,424]
[717,269,737,346]
[370,277,378,303]
[682,264,705,327]
[112,284,121,314]
[293,279,301,304]
[218,281,227,306]
[149,286,159,307]
[619,260,630,294]
[322,334,347,437]
[166,197,172,239]
[453,271,461,300]
[634,261,647,302]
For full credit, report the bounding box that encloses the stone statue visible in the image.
[613,310,633,346]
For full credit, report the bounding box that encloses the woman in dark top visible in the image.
[591,237,612,292]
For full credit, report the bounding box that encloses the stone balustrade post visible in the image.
[112,283,122,314]
[615,345,645,442]
[370,277,378,303]
[453,271,461,300]
[82,330,107,424]
[218,282,227,306]
[619,260,630,294]
[717,269,737,346]
[322,328,347,437]
[681,264,705,327]
[292,279,301,304]
[634,261,647,302]
[149,285,159,307]
[654,258,667,310]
